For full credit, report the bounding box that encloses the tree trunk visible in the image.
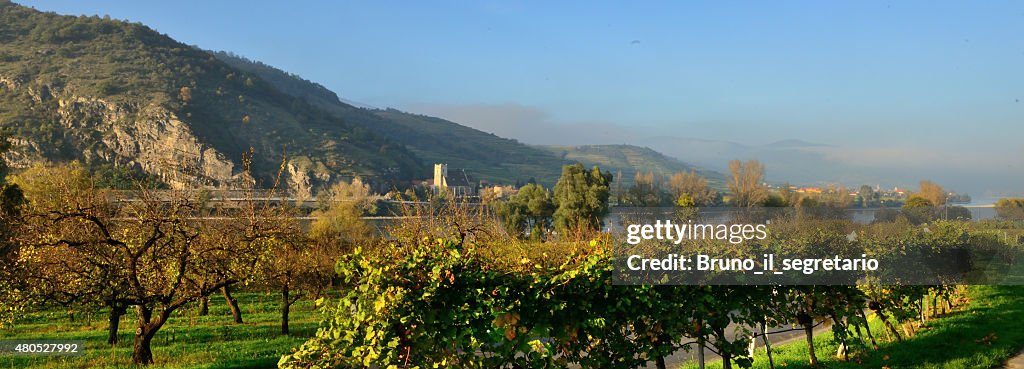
[761,321,775,369]
[132,327,156,365]
[697,336,706,369]
[826,312,849,361]
[198,296,209,316]
[803,321,817,366]
[716,327,732,369]
[281,285,290,335]
[857,309,878,349]
[221,285,242,324]
[131,306,168,365]
[107,305,126,345]
[748,332,757,357]
[656,356,667,369]
[878,311,902,342]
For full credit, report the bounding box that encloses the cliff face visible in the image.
[1,73,244,189]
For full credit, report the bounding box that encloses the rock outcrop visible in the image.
[3,74,244,189]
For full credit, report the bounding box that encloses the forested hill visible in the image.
[0,1,423,195]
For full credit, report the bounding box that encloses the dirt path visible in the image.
[1005,349,1024,369]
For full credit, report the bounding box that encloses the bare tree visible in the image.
[917,180,946,206]
[727,160,768,207]
[668,170,718,206]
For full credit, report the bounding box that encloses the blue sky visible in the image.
[19,1,1024,194]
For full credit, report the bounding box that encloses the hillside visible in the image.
[212,52,563,186]
[212,53,724,187]
[539,145,724,187]
[0,2,423,195]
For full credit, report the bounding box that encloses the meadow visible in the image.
[1,293,321,369]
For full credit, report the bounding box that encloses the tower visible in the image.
[433,163,448,188]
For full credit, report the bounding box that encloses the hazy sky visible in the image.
[19,1,1024,194]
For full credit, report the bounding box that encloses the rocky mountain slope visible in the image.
[0,2,422,195]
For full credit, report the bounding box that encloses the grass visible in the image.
[0,292,322,369]
[681,285,1024,369]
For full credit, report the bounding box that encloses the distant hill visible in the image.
[539,145,724,188]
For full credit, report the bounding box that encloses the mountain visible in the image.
[0,2,721,193]
[538,145,724,188]
[212,51,565,186]
[214,52,725,187]
[0,2,422,195]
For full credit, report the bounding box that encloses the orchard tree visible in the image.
[0,136,24,329]
[552,164,612,235]
[249,190,335,335]
[16,165,261,364]
[10,163,129,342]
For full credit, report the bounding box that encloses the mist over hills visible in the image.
[0,2,718,193]
[418,106,1020,196]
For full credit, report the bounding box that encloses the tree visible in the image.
[995,198,1024,220]
[859,185,875,208]
[727,160,767,207]
[493,183,554,240]
[0,136,24,329]
[251,197,329,335]
[309,178,375,249]
[917,180,946,206]
[903,196,937,224]
[626,171,661,207]
[178,86,192,104]
[668,171,717,206]
[15,166,262,364]
[10,163,124,339]
[905,196,934,208]
[778,183,800,207]
[553,164,612,235]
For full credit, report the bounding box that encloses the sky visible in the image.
[19,1,1024,195]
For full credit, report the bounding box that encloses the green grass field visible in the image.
[0,293,321,369]
[682,285,1024,369]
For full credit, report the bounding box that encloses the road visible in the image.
[648,320,834,369]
